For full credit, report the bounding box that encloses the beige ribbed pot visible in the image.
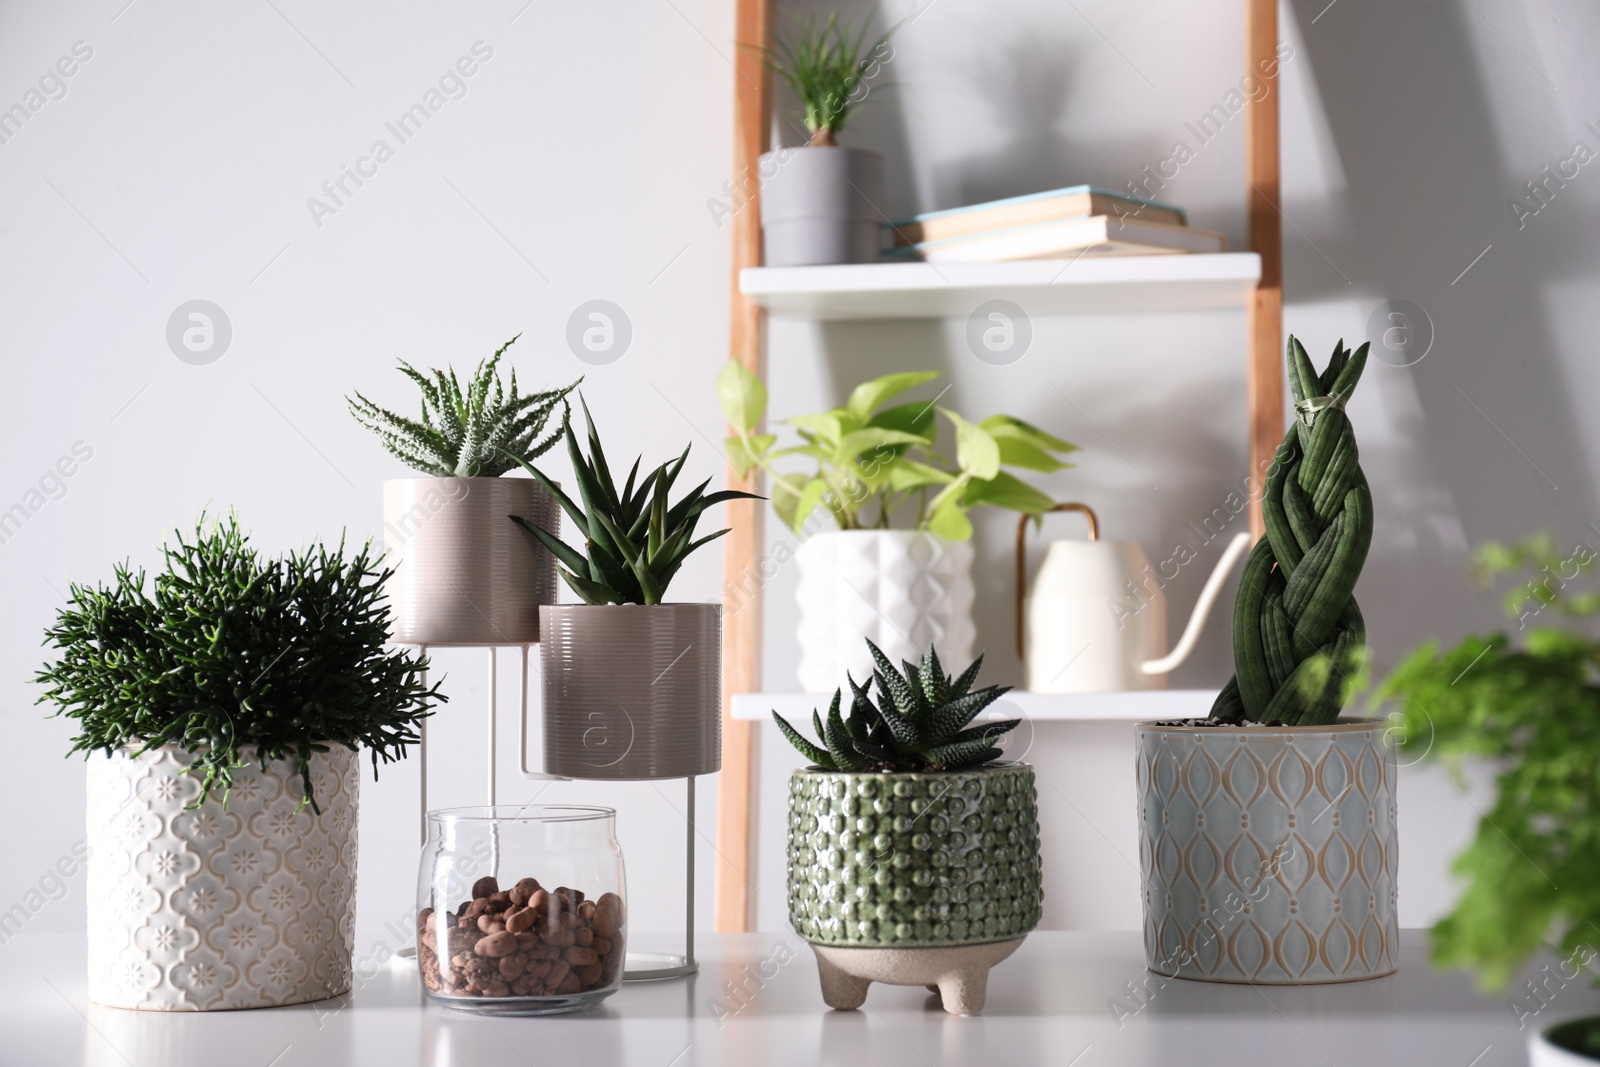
[382,477,557,646]
[540,603,721,779]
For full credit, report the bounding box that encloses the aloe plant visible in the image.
[348,335,580,477]
[774,640,1017,772]
[1210,336,1372,726]
[506,399,762,605]
[719,362,1076,540]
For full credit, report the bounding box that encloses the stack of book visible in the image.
[885,185,1226,263]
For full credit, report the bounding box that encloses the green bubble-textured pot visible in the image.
[786,763,1043,947]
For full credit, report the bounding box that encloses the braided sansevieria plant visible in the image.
[1210,336,1372,726]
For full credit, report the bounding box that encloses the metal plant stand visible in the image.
[404,643,698,981]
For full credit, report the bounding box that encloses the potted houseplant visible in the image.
[1135,336,1398,984]
[749,11,895,266]
[773,640,1041,1015]
[35,514,441,1011]
[719,360,1076,692]
[348,334,579,645]
[505,400,761,778]
[1383,534,1600,1063]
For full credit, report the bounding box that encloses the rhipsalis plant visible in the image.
[35,514,443,811]
[748,9,896,146]
[1383,534,1600,994]
[348,334,580,477]
[505,399,763,605]
[1211,336,1373,726]
[720,361,1076,540]
[773,641,1017,772]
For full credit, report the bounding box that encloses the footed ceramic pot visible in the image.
[787,763,1041,1015]
[795,530,975,694]
[85,744,359,1010]
[1135,720,1399,984]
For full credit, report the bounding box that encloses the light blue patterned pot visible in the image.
[1135,720,1399,984]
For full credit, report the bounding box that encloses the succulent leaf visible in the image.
[506,399,761,606]
[349,337,578,478]
[773,642,1017,773]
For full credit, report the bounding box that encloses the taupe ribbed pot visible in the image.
[540,603,721,779]
[383,477,557,646]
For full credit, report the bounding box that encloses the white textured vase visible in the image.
[795,530,976,694]
[86,744,359,1010]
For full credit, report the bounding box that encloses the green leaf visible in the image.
[845,372,942,424]
[963,471,1056,517]
[725,434,774,478]
[941,408,1001,479]
[926,490,974,541]
[788,412,844,444]
[791,478,829,534]
[771,472,815,532]
[559,568,626,605]
[717,360,767,433]
[834,428,928,467]
[887,460,955,492]
[980,414,1077,454]
[869,400,938,440]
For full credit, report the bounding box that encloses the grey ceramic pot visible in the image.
[786,763,1042,948]
[1135,720,1399,984]
[758,146,885,266]
[382,477,557,646]
[539,603,721,780]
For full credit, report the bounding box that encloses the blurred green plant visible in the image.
[1382,532,1600,990]
[718,361,1076,541]
[747,9,896,146]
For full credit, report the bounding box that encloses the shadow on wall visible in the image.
[1284,0,1598,655]
[929,30,1170,214]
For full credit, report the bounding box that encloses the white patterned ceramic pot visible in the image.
[1135,720,1398,984]
[1532,1019,1600,1065]
[85,744,359,1010]
[795,531,975,694]
[383,477,557,646]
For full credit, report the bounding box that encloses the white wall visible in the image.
[1,0,1589,963]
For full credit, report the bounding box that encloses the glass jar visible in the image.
[416,805,627,1015]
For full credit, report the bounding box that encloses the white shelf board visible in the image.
[740,253,1261,320]
[732,689,1219,723]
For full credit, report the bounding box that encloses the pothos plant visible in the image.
[718,361,1076,540]
[1383,533,1600,998]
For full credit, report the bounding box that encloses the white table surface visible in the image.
[0,930,1543,1067]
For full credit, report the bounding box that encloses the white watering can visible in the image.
[1015,503,1252,693]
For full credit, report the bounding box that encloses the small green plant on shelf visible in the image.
[774,640,1018,772]
[748,9,896,147]
[34,514,443,811]
[1383,533,1600,994]
[505,399,763,605]
[718,361,1076,540]
[348,334,581,477]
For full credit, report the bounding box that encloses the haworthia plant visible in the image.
[348,335,580,478]
[773,640,1018,772]
[1210,336,1373,727]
